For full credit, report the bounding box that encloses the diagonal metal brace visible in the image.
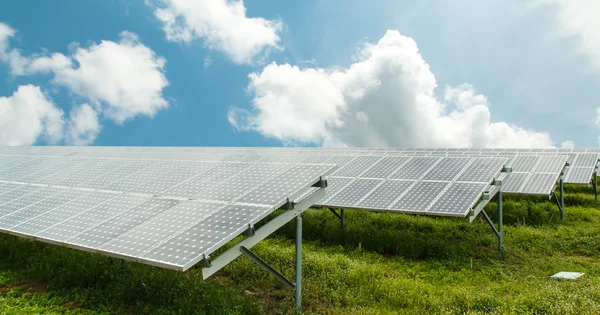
[240,246,295,290]
[328,208,345,230]
[481,209,500,239]
[552,192,563,213]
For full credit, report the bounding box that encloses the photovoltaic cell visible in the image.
[520,173,559,195]
[572,153,599,167]
[100,200,225,257]
[36,194,151,242]
[421,157,471,181]
[79,160,157,190]
[510,156,539,172]
[456,158,507,183]
[532,156,568,173]
[162,163,249,198]
[11,191,115,235]
[360,156,410,179]
[332,156,382,177]
[390,157,441,180]
[314,177,354,203]
[200,164,291,202]
[427,182,487,215]
[392,181,449,212]
[69,198,181,249]
[237,164,332,206]
[357,180,413,210]
[563,167,593,184]
[500,173,529,193]
[0,185,42,205]
[141,203,271,268]
[0,188,81,228]
[324,178,382,207]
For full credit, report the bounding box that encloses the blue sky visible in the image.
[1,0,599,148]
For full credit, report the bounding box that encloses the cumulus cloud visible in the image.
[0,22,170,145]
[0,22,31,76]
[0,28,169,124]
[66,104,100,145]
[537,0,600,70]
[23,31,169,124]
[0,85,64,146]
[151,0,282,64]
[0,22,14,56]
[229,30,555,148]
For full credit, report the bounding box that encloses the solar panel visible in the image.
[360,156,410,179]
[324,178,382,207]
[392,181,449,212]
[0,148,335,272]
[421,157,471,181]
[390,157,441,180]
[376,148,593,185]
[564,167,594,184]
[427,182,488,215]
[357,180,413,210]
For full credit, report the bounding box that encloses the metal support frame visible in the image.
[328,208,345,230]
[469,164,510,256]
[201,181,326,314]
[552,177,565,223]
[593,169,598,201]
[481,190,503,257]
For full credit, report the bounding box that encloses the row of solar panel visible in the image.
[1,146,600,154]
[0,146,585,275]
[0,156,332,204]
[0,156,335,271]
[0,150,572,201]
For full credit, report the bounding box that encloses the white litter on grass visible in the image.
[550,272,585,280]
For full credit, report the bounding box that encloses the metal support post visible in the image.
[594,170,598,201]
[295,214,302,313]
[552,179,565,224]
[560,178,565,223]
[497,191,503,256]
[328,208,345,230]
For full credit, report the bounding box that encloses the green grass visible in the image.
[0,183,599,314]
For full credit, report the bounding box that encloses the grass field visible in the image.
[0,183,599,314]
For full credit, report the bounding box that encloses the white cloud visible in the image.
[23,31,169,124]
[0,22,14,56]
[230,30,555,148]
[0,22,31,76]
[0,23,169,146]
[537,0,600,70]
[66,104,100,145]
[151,0,283,64]
[0,85,64,146]
[560,140,574,149]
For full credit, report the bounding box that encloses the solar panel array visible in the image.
[310,155,508,217]
[501,155,569,195]
[564,153,599,184]
[0,150,335,271]
[326,148,596,185]
[0,146,575,218]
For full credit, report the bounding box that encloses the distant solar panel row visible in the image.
[312,156,508,217]
[501,155,569,195]
[0,153,335,271]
